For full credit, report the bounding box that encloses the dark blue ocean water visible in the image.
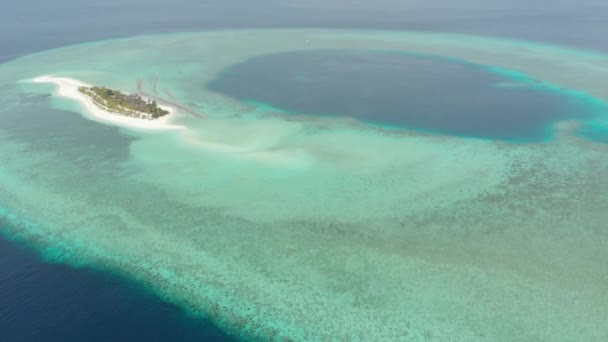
[207,50,601,141]
[0,235,235,342]
[1,1,608,341]
[1,0,608,64]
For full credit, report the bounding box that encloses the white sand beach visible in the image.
[31,76,185,130]
[31,76,305,162]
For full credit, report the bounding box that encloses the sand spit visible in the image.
[30,76,309,163]
[31,76,185,131]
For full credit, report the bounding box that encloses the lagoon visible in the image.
[208,49,604,141]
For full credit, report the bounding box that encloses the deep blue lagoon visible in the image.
[208,50,603,141]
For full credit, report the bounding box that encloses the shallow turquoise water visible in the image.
[578,121,608,143]
[1,30,608,341]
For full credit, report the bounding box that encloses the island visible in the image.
[78,86,169,119]
[32,76,185,130]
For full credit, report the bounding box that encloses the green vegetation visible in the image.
[78,86,169,119]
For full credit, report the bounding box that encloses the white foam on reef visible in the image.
[31,76,185,131]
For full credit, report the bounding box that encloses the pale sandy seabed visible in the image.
[0,30,607,341]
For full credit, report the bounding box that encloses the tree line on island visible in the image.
[78,86,169,119]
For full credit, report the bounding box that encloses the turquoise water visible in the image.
[207,49,607,142]
[1,30,608,341]
[579,121,608,143]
